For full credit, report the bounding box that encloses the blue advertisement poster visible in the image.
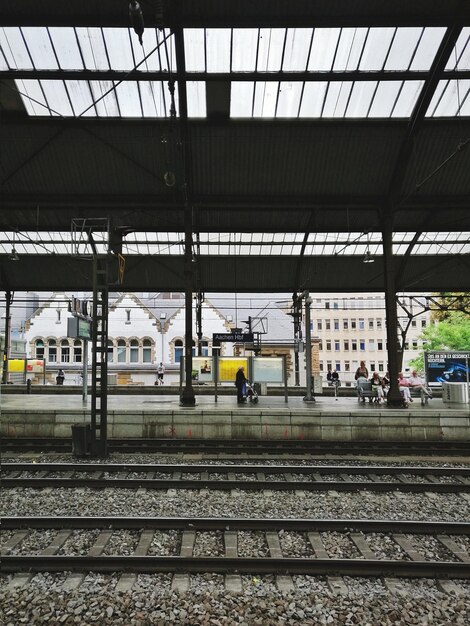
[424,351,470,385]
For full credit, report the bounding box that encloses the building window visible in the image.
[130,340,139,363]
[317,320,322,331]
[174,340,183,363]
[48,339,57,362]
[351,319,357,330]
[359,319,365,330]
[107,340,114,362]
[377,341,383,351]
[35,339,45,360]
[143,339,152,363]
[326,360,332,371]
[73,340,82,363]
[319,361,324,372]
[345,361,350,372]
[333,302,339,309]
[421,319,427,328]
[319,341,323,350]
[201,340,209,357]
[352,340,357,351]
[344,341,349,351]
[378,362,384,372]
[325,302,330,309]
[56,309,61,323]
[335,361,341,371]
[411,320,417,328]
[368,318,374,330]
[376,318,382,329]
[370,362,376,372]
[343,319,348,330]
[326,341,331,351]
[404,341,409,350]
[334,319,339,330]
[125,309,131,324]
[360,340,365,351]
[334,341,340,351]
[368,339,375,351]
[61,339,70,363]
[325,320,331,330]
[117,340,127,363]
[412,340,418,350]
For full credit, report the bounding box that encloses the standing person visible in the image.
[354,361,369,380]
[56,369,65,385]
[235,366,247,404]
[157,362,165,385]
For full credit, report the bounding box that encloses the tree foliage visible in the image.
[431,292,470,322]
[410,311,470,372]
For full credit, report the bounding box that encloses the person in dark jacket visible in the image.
[235,366,247,403]
[56,369,65,385]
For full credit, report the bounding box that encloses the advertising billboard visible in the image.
[424,351,470,385]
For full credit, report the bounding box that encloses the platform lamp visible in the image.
[363,233,375,264]
[10,232,19,261]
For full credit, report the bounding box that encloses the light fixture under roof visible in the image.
[10,246,19,261]
[363,249,375,264]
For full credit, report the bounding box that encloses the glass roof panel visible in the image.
[186,81,206,117]
[253,81,278,117]
[307,28,341,71]
[409,27,446,70]
[0,45,8,70]
[75,28,109,70]
[115,80,142,116]
[446,28,470,70]
[17,79,50,115]
[232,28,258,71]
[65,80,96,116]
[322,82,353,117]
[359,28,396,70]
[89,80,120,116]
[1,27,34,69]
[299,81,328,117]
[230,81,254,116]
[391,80,424,116]
[368,81,403,117]
[21,27,59,70]
[102,28,134,71]
[184,29,206,71]
[277,81,302,117]
[333,28,368,71]
[48,27,84,70]
[282,28,313,71]
[206,29,231,72]
[40,80,74,116]
[257,29,286,71]
[427,79,470,116]
[345,81,377,117]
[384,27,423,70]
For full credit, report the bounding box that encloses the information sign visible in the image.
[213,333,254,343]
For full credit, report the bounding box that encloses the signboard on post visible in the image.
[424,351,470,385]
[213,333,254,343]
[67,317,92,340]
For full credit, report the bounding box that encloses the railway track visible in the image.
[3,462,470,493]
[3,437,470,455]
[2,517,470,579]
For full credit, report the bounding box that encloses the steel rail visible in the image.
[3,476,470,493]
[3,437,470,455]
[4,462,470,476]
[3,517,470,533]
[2,555,468,578]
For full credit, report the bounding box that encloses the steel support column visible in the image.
[180,208,195,405]
[1,290,13,384]
[382,212,403,407]
[303,291,314,402]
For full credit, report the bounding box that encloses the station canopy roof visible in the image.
[0,1,469,293]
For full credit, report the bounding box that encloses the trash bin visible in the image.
[442,382,469,404]
[71,424,91,456]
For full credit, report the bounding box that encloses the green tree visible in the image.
[431,292,470,322]
[410,311,470,372]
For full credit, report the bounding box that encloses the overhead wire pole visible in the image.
[1,290,13,384]
[173,23,195,405]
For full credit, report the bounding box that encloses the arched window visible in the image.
[200,340,209,357]
[35,339,44,360]
[117,339,126,363]
[130,339,139,363]
[191,339,196,357]
[107,339,114,362]
[61,339,70,363]
[174,339,183,364]
[48,339,57,362]
[73,340,82,363]
[142,339,152,363]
